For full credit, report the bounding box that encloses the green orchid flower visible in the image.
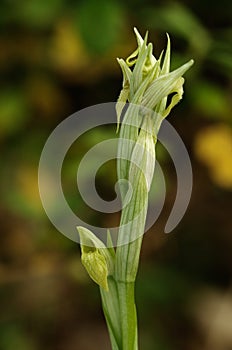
[78,28,193,350]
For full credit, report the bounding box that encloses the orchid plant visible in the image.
[77,28,193,350]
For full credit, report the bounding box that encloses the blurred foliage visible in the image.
[0,0,232,349]
[75,0,124,54]
[0,88,29,136]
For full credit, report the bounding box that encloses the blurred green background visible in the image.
[0,0,232,349]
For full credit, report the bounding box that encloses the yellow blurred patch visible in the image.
[16,164,43,215]
[50,19,89,76]
[194,124,232,189]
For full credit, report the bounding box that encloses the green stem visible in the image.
[100,277,121,350]
[100,278,138,350]
[117,281,138,350]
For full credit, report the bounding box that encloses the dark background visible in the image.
[0,0,232,349]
